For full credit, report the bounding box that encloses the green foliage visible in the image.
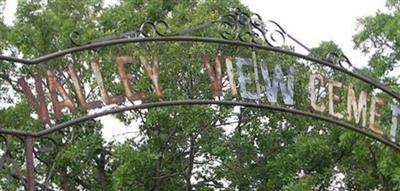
[0,0,399,190]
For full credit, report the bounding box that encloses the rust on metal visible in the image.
[328,80,344,119]
[225,56,237,96]
[91,60,125,105]
[47,70,76,119]
[68,64,103,111]
[139,54,162,96]
[369,96,384,135]
[347,84,367,127]
[25,136,35,191]
[116,56,145,101]
[18,75,50,124]
[203,54,223,96]
[309,74,326,112]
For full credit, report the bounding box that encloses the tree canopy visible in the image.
[0,0,400,190]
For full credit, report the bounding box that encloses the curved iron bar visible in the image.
[0,128,34,137]
[0,36,398,102]
[30,100,400,151]
[70,20,170,46]
[175,21,218,36]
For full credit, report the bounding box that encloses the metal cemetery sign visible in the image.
[17,52,398,142]
[1,8,400,190]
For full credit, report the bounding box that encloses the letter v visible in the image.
[18,76,50,124]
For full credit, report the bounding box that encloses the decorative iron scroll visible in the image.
[69,8,287,48]
[326,52,353,69]
[220,8,286,47]
[69,31,82,47]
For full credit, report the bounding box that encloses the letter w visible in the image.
[261,62,294,105]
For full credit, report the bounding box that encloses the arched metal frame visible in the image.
[0,7,399,190]
[1,37,399,147]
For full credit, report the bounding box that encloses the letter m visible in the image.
[347,85,367,127]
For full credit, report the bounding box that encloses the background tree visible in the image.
[0,0,399,190]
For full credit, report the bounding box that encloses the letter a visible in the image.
[47,70,76,119]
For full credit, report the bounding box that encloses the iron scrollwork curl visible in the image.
[69,31,83,47]
[326,52,353,69]
[139,20,170,37]
[219,8,287,48]
[219,8,251,41]
[262,20,287,48]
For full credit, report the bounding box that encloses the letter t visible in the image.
[390,104,400,142]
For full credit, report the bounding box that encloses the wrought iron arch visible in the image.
[1,7,400,190]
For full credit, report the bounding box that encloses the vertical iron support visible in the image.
[252,47,261,101]
[25,136,35,191]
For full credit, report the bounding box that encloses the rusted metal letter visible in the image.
[68,64,102,110]
[91,60,125,105]
[309,74,326,112]
[18,76,50,124]
[203,54,222,96]
[260,62,294,105]
[328,80,344,119]
[47,70,76,119]
[140,54,162,96]
[236,58,258,100]
[368,96,384,135]
[225,57,237,96]
[346,84,367,127]
[116,56,145,101]
[390,104,400,142]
